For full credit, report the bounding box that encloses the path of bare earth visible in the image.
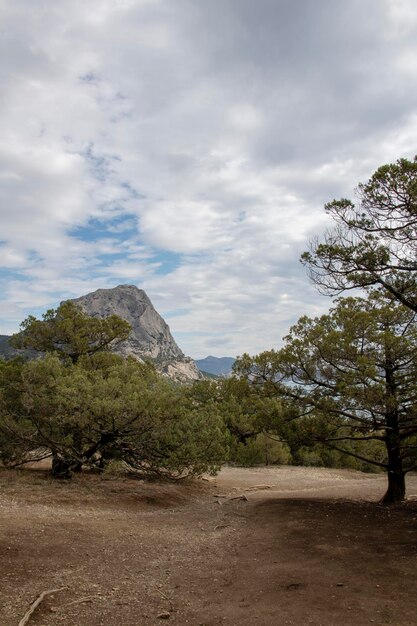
[1,466,417,626]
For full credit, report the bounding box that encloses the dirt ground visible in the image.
[1,466,417,626]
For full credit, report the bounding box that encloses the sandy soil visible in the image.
[1,465,417,626]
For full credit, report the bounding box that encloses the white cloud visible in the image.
[1,0,417,357]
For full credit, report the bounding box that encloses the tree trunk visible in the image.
[381,469,406,504]
[381,354,406,504]
[72,426,83,472]
[381,433,406,504]
[51,453,72,479]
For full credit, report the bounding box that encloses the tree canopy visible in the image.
[10,301,131,364]
[301,156,417,312]
[0,353,227,479]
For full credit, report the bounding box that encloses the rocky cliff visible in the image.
[71,285,201,382]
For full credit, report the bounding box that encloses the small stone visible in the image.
[157,611,171,620]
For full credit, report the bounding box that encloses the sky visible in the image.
[1,0,417,359]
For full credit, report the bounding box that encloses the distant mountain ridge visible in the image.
[195,356,235,377]
[0,334,21,360]
[0,334,37,360]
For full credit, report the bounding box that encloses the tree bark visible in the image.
[381,469,406,504]
[381,354,406,504]
[72,426,83,472]
[51,453,72,479]
[381,432,406,503]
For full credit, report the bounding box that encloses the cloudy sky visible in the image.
[1,0,417,358]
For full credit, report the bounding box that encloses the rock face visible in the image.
[71,285,201,382]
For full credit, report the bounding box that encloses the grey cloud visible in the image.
[1,0,417,356]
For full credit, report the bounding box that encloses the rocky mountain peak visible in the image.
[71,285,201,382]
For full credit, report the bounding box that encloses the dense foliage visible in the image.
[0,353,227,479]
[1,304,227,479]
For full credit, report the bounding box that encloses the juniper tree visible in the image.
[2,353,227,479]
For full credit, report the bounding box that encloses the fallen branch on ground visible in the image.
[18,587,66,626]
